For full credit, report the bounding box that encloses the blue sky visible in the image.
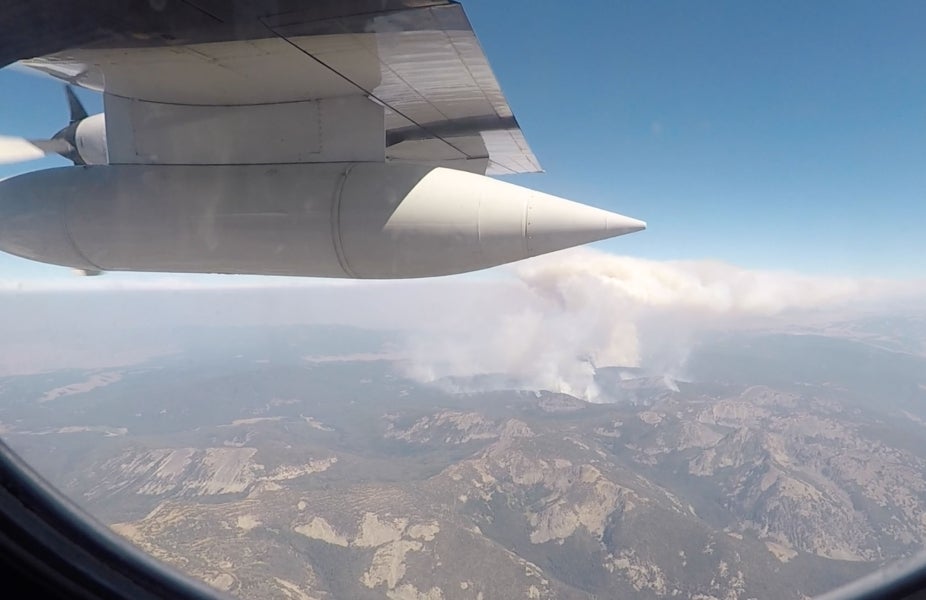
[1,0,924,280]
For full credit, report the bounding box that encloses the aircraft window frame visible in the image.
[0,439,226,600]
[2,435,926,599]
[1,2,924,599]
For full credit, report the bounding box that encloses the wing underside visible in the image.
[12,0,540,175]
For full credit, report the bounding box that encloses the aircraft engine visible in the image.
[0,87,107,167]
[70,114,108,166]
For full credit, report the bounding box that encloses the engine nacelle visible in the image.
[73,113,108,165]
[0,163,644,279]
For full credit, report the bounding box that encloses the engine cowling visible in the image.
[0,163,644,279]
[72,114,108,166]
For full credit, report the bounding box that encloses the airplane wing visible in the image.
[3,0,541,175]
[0,1,645,281]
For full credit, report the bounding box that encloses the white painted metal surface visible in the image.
[73,113,107,165]
[104,96,383,165]
[0,1,647,280]
[0,164,644,279]
[20,4,540,174]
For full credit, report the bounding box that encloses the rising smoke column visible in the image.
[400,248,892,402]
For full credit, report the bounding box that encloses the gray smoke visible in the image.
[400,248,912,402]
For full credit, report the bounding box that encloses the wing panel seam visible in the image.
[258,15,479,162]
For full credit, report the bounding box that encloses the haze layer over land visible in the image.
[1,254,925,599]
[3,250,919,398]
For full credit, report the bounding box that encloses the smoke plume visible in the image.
[400,249,907,402]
